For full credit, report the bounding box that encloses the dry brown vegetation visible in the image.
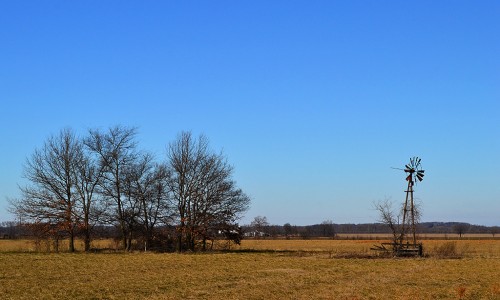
[235,239,500,259]
[1,239,499,299]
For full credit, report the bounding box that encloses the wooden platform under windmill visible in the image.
[371,242,423,257]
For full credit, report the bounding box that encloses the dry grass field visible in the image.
[1,239,499,299]
[235,239,500,259]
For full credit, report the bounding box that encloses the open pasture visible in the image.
[235,239,500,259]
[1,239,499,299]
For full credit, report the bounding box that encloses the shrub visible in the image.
[433,241,460,258]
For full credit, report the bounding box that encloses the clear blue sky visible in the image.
[1,1,499,226]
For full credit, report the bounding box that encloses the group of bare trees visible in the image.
[10,126,250,252]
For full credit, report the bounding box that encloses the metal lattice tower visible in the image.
[399,157,425,247]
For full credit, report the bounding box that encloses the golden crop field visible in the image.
[1,239,499,299]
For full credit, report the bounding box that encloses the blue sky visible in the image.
[1,1,499,226]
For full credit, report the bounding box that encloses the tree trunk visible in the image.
[177,233,183,252]
[177,220,185,252]
[122,234,128,250]
[127,237,132,251]
[189,233,195,251]
[83,214,91,252]
[69,230,75,252]
[54,236,60,253]
[84,229,91,252]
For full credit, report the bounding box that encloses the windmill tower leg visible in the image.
[400,180,412,246]
[409,182,416,246]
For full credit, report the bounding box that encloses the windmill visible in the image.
[371,157,425,256]
[399,157,424,249]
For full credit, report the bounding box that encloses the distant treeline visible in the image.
[2,221,498,241]
[241,222,500,238]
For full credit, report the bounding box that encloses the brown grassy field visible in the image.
[235,239,500,259]
[1,239,499,299]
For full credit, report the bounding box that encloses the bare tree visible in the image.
[84,125,138,251]
[491,226,500,238]
[374,198,422,247]
[166,131,250,252]
[453,223,470,238]
[73,146,105,251]
[194,157,250,250]
[12,128,82,252]
[166,131,204,252]
[320,220,336,238]
[283,223,293,238]
[250,216,269,236]
[374,199,401,245]
[125,154,171,251]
